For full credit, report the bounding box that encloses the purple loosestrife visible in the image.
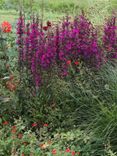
[54,24,69,76]
[30,16,41,87]
[29,16,39,58]
[16,11,25,71]
[75,15,102,67]
[56,15,102,71]
[31,54,41,87]
[56,17,74,76]
[103,16,117,59]
[77,15,95,59]
[55,25,60,64]
[16,13,106,90]
[31,24,56,86]
[90,31,103,68]
[40,41,56,69]
[24,22,30,68]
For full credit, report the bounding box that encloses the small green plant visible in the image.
[0,118,41,155]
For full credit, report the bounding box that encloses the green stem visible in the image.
[41,0,44,26]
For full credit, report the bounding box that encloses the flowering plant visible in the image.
[16,13,106,90]
[1,21,12,33]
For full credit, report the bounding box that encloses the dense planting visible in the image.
[0,1,117,155]
[17,13,117,89]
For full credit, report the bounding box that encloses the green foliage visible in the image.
[0,118,41,155]
[0,23,18,116]
[0,0,5,9]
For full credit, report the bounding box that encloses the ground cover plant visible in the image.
[0,0,117,156]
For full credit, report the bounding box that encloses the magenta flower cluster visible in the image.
[58,16,102,68]
[103,16,117,59]
[16,13,117,88]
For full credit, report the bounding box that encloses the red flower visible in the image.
[18,133,23,139]
[6,81,16,92]
[65,148,71,153]
[11,126,17,134]
[66,60,71,65]
[71,151,76,156]
[43,26,48,31]
[2,121,9,125]
[1,21,12,33]
[31,123,38,127]
[22,153,25,156]
[43,123,48,127]
[52,149,57,155]
[47,21,52,27]
[74,61,79,65]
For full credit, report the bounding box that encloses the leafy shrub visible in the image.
[0,118,41,155]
